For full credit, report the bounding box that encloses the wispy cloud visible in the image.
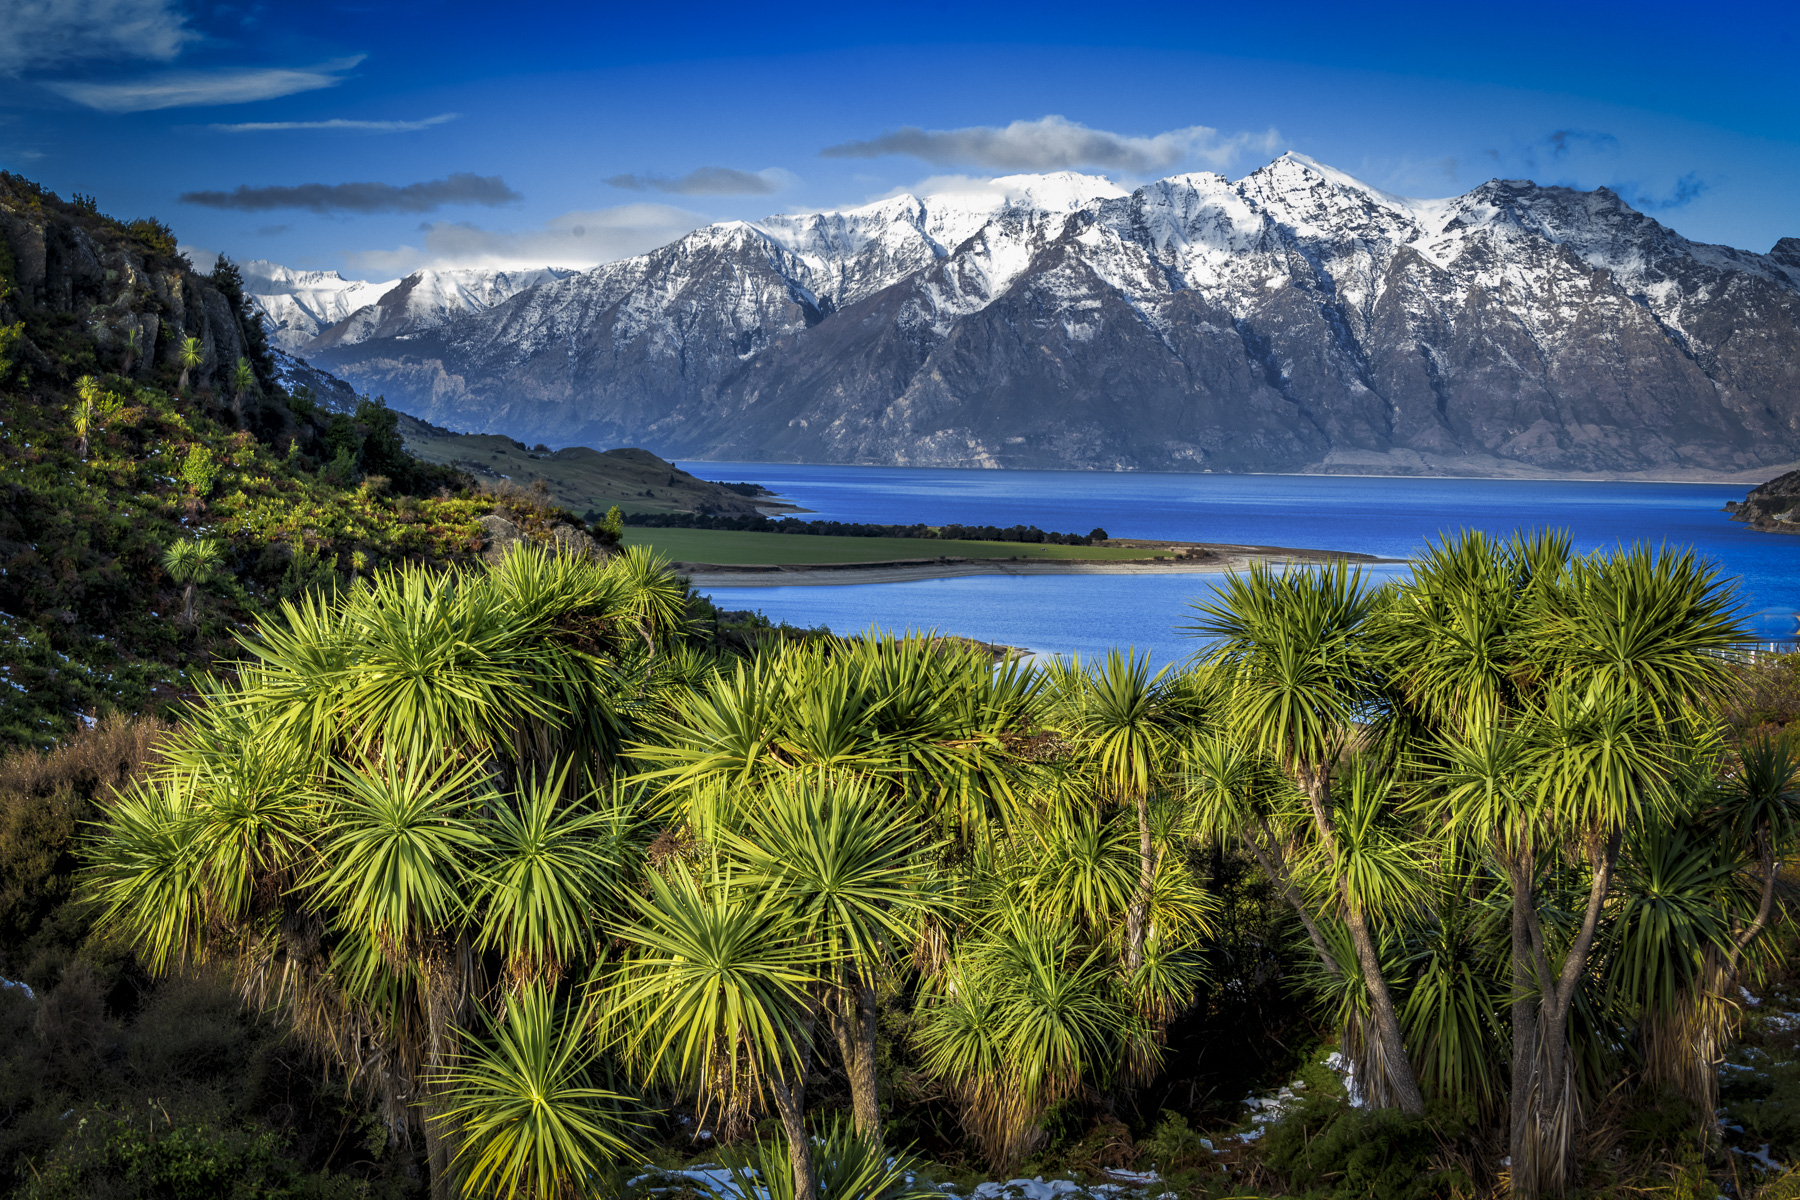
[821,115,1282,173]
[605,166,793,196]
[206,112,460,134]
[181,172,521,214]
[1481,130,1707,214]
[49,55,364,113]
[1621,172,1710,211]
[1544,129,1620,160]
[0,0,195,74]
[347,203,702,273]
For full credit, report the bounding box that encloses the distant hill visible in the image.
[393,413,793,519]
[299,155,1800,480]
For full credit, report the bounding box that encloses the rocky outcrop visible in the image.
[0,176,264,395]
[476,513,609,564]
[1727,471,1800,533]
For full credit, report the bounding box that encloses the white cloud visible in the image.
[822,115,1283,173]
[49,55,364,113]
[346,203,703,273]
[0,0,194,74]
[206,112,459,134]
[864,173,1061,205]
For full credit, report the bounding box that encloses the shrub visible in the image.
[179,444,220,495]
[1138,1111,1214,1173]
[21,1107,365,1200]
[1257,1103,1464,1200]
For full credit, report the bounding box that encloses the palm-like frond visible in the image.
[607,867,820,1114]
[475,764,640,980]
[917,905,1125,1167]
[1178,732,1294,842]
[1015,804,1138,938]
[728,775,936,969]
[84,776,208,972]
[1186,561,1381,776]
[1323,757,1430,921]
[1051,649,1176,800]
[632,657,785,792]
[1524,689,1676,847]
[1724,730,1800,845]
[339,564,553,757]
[311,752,488,952]
[1603,821,1737,1020]
[437,984,642,1199]
[1398,874,1510,1113]
[1524,544,1742,723]
[715,1116,936,1200]
[612,544,692,647]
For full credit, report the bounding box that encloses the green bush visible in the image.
[1138,1110,1214,1173]
[178,444,219,496]
[1258,1103,1463,1200]
[22,1107,365,1200]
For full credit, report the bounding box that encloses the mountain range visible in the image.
[256,155,1800,478]
[245,261,577,353]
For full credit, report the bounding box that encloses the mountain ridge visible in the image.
[281,154,1799,478]
[246,260,577,353]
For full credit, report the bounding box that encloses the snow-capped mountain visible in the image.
[243,261,396,352]
[306,266,579,349]
[307,154,1800,476]
[246,263,579,353]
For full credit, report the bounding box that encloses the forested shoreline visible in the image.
[6,529,1799,1200]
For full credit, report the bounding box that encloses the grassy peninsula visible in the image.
[622,527,1170,564]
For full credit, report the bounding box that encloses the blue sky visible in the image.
[2,0,1796,279]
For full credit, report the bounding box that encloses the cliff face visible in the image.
[311,157,1800,478]
[0,176,265,395]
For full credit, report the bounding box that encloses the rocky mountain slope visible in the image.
[305,155,1800,477]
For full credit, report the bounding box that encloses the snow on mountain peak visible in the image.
[241,259,378,295]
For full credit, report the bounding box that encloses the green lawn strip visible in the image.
[623,527,1170,565]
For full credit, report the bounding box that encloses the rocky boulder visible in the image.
[477,514,609,564]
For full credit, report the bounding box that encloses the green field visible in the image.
[622,527,1166,565]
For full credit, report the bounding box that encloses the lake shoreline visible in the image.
[681,543,1404,588]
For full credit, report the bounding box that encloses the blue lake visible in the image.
[673,464,1799,666]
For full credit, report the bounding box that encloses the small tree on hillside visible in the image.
[178,336,203,392]
[231,357,256,428]
[161,537,221,628]
[71,376,122,460]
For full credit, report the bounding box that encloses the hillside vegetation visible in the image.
[0,172,612,749]
[56,530,1800,1200]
